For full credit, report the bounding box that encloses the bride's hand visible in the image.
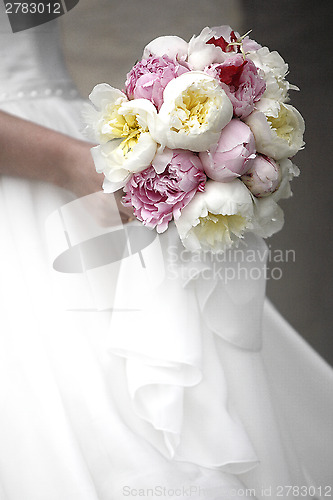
[62,139,134,226]
[79,190,135,227]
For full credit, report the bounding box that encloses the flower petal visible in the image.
[143,35,188,60]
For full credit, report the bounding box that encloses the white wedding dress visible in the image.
[0,8,332,500]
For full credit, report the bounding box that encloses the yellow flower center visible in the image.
[193,212,247,248]
[101,102,142,131]
[172,83,213,133]
[120,128,142,156]
[267,105,294,144]
[101,105,147,156]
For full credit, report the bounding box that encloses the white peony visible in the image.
[150,71,233,152]
[85,84,158,192]
[175,179,254,253]
[245,99,305,160]
[143,35,188,61]
[247,47,298,102]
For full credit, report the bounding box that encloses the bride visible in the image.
[0,4,332,500]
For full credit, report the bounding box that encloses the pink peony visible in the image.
[241,154,281,198]
[123,150,206,233]
[199,119,256,182]
[125,55,189,110]
[206,55,266,119]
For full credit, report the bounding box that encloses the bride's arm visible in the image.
[0,110,101,196]
[0,110,133,222]
[0,110,134,222]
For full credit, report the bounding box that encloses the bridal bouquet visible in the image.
[84,26,304,253]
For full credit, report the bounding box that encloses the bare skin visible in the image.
[0,110,133,224]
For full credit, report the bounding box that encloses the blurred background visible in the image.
[59,0,333,365]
